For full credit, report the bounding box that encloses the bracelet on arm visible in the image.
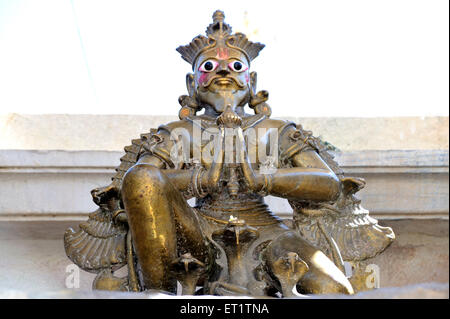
[258,173,273,196]
[191,166,208,198]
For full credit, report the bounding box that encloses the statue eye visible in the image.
[199,60,218,72]
[228,61,248,72]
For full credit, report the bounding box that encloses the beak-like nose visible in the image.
[216,62,230,76]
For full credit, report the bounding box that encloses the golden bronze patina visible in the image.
[64,11,395,297]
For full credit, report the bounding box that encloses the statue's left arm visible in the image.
[237,127,341,202]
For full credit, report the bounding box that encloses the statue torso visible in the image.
[152,113,297,227]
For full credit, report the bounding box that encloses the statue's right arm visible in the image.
[134,126,225,194]
[134,154,223,195]
[135,153,195,192]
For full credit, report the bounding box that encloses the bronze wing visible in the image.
[284,124,395,262]
[64,130,156,273]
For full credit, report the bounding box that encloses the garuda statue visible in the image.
[64,11,395,297]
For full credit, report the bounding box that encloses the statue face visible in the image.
[194,47,250,113]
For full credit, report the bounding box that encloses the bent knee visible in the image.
[122,164,168,191]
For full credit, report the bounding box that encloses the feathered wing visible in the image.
[111,130,155,186]
[291,197,395,262]
[64,208,128,273]
[285,124,395,262]
[64,130,157,273]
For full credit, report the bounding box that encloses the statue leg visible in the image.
[121,164,208,292]
[264,231,354,295]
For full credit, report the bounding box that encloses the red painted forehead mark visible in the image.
[216,47,229,60]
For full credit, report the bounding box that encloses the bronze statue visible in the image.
[64,11,395,297]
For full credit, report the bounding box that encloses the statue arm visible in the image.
[135,127,226,194]
[237,128,340,202]
[267,151,340,201]
[134,154,193,192]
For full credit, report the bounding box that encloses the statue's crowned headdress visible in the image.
[177,10,265,68]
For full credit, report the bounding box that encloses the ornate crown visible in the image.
[176,10,265,68]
